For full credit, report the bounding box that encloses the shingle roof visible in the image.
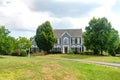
[54,29,82,38]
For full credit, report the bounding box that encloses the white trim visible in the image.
[63,37,69,44]
[62,45,69,53]
[77,38,80,44]
[77,45,80,47]
[71,45,75,48]
[60,31,71,38]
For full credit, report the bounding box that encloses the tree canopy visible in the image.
[83,17,120,55]
[17,37,32,50]
[0,26,16,55]
[35,21,55,53]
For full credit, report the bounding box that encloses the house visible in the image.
[30,29,85,53]
[30,37,39,53]
[53,29,84,53]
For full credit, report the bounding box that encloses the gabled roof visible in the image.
[54,29,82,38]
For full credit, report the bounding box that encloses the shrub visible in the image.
[69,50,74,54]
[84,51,94,55]
[12,50,20,56]
[50,51,62,54]
[109,50,116,56]
[20,50,27,56]
[74,51,79,54]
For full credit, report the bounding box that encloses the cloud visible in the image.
[51,18,73,29]
[29,0,100,18]
[0,0,120,38]
[0,0,52,31]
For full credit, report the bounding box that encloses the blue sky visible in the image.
[0,0,120,38]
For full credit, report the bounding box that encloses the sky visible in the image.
[0,0,120,38]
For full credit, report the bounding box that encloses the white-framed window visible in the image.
[57,38,59,44]
[77,38,80,44]
[63,37,69,44]
[72,38,75,44]
[75,38,77,44]
[80,37,81,44]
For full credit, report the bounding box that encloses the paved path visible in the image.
[56,58,120,68]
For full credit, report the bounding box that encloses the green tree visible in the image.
[0,26,9,54]
[0,26,16,55]
[115,40,120,54]
[108,29,119,56]
[17,37,32,51]
[83,17,119,55]
[4,36,16,54]
[35,21,55,53]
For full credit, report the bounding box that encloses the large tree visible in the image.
[0,26,16,55]
[115,41,120,54]
[83,17,119,55]
[35,21,55,53]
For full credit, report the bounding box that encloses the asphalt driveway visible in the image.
[56,58,120,68]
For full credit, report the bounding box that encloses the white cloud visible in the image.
[89,0,120,34]
[0,0,120,38]
[0,0,54,31]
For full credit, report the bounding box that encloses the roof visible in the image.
[53,29,82,38]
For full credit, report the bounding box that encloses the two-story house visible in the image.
[53,29,84,53]
[30,29,84,53]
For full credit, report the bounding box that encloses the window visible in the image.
[77,38,80,44]
[57,38,59,44]
[75,38,77,44]
[80,38,81,44]
[72,38,75,44]
[63,37,69,44]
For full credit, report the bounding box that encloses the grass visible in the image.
[37,54,120,63]
[0,55,120,80]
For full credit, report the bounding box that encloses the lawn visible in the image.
[37,54,120,63]
[0,55,120,80]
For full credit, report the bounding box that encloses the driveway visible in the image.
[56,58,120,68]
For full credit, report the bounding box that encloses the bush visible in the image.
[12,50,20,56]
[109,50,116,56]
[84,51,94,55]
[50,51,62,54]
[69,50,74,54]
[20,50,27,56]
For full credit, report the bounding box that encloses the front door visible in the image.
[64,47,68,53]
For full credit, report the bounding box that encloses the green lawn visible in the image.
[38,54,120,63]
[0,55,120,80]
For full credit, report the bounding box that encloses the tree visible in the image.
[115,40,120,54]
[17,37,32,51]
[4,36,16,54]
[108,29,120,56]
[83,17,119,55]
[35,21,55,53]
[0,26,9,54]
[0,26,16,55]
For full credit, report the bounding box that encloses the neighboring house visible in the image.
[30,38,39,53]
[30,29,85,53]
